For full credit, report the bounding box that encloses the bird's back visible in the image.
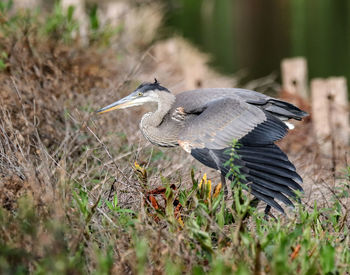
[173,88,307,122]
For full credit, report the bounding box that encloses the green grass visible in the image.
[0,164,349,274]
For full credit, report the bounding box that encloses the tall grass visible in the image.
[1,141,349,273]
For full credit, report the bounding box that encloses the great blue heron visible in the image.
[98,79,308,214]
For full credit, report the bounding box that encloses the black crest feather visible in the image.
[136,79,170,93]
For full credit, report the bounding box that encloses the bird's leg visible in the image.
[107,179,116,201]
[221,174,229,200]
[264,205,271,217]
[249,197,260,209]
[241,198,260,220]
[208,149,229,200]
[264,205,277,221]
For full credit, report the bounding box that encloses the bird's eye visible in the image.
[138,92,143,96]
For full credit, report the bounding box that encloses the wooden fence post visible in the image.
[281,57,308,99]
[311,77,349,169]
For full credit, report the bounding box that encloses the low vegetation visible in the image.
[0,2,349,274]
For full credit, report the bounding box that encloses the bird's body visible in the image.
[98,80,308,213]
[139,88,305,148]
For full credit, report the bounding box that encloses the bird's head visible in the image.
[97,79,170,114]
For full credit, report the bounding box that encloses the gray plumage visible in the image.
[98,79,308,213]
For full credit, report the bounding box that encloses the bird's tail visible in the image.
[264,99,309,121]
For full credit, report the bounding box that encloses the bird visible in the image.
[97,79,308,214]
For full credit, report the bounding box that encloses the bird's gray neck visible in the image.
[140,92,178,147]
[141,92,175,127]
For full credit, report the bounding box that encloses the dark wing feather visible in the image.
[191,145,303,213]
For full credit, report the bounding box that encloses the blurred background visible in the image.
[164,0,350,85]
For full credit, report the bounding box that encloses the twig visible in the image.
[10,76,22,101]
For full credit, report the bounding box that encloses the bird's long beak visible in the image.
[97,94,135,114]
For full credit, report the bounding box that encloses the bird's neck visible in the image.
[139,92,179,147]
[143,92,176,127]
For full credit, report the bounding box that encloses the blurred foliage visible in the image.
[164,0,350,87]
[87,4,122,47]
[0,0,120,47]
[42,2,79,43]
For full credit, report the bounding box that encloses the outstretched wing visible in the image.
[179,97,288,150]
[178,96,302,213]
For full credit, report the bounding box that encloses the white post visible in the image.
[311,77,349,169]
[281,57,308,99]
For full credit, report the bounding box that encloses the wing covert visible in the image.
[179,97,288,150]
